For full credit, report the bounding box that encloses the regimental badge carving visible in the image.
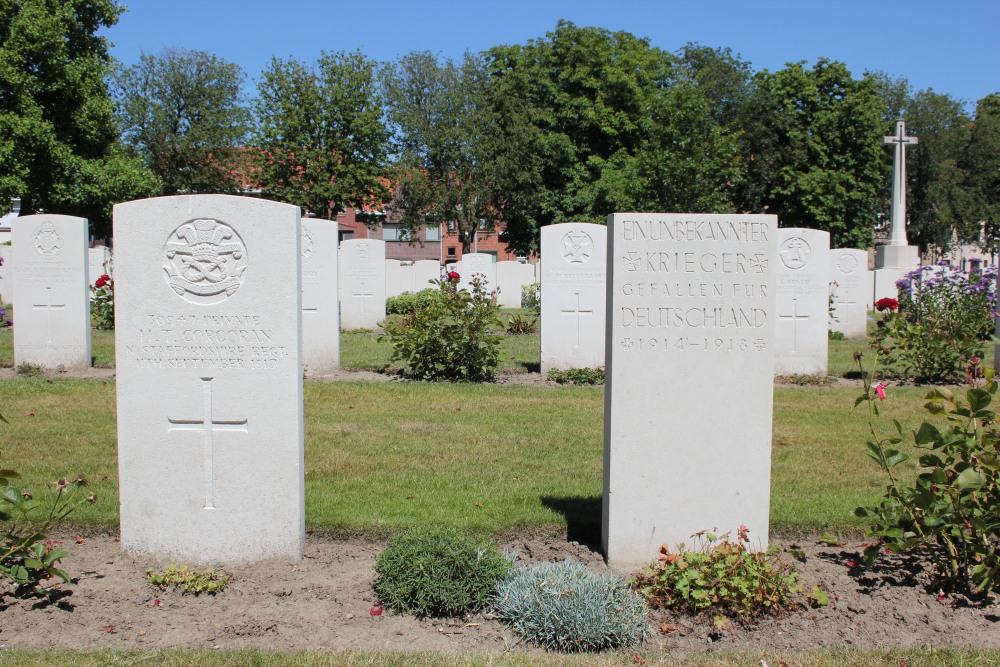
[779,237,811,270]
[301,228,315,260]
[163,219,247,305]
[837,254,858,274]
[354,242,369,262]
[561,231,593,264]
[32,222,61,257]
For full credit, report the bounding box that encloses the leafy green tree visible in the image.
[485,21,677,225]
[585,78,741,215]
[0,0,157,234]
[902,90,977,253]
[253,50,391,219]
[966,93,1000,250]
[675,43,753,129]
[113,48,251,195]
[381,51,542,254]
[736,59,885,248]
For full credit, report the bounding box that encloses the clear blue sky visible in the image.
[106,0,999,108]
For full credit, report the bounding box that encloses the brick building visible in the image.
[333,209,528,264]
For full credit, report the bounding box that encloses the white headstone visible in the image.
[828,249,870,339]
[603,213,777,572]
[340,239,386,330]
[459,253,496,293]
[496,260,536,309]
[0,244,11,304]
[113,195,304,564]
[413,260,441,291]
[301,218,340,376]
[89,246,112,285]
[874,268,909,303]
[775,229,830,376]
[12,215,91,370]
[385,259,406,298]
[540,223,607,372]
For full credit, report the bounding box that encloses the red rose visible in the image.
[94,274,110,288]
[447,271,460,283]
[874,297,899,312]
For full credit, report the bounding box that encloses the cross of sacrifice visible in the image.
[560,291,594,348]
[883,119,918,247]
[166,377,248,510]
[352,282,374,321]
[32,287,66,343]
[778,298,810,352]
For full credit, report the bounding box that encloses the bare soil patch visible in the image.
[0,532,995,655]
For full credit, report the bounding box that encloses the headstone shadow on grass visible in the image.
[541,495,602,545]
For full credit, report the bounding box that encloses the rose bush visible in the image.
[871,265,996,382]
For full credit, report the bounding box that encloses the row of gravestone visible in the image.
[3,217,534,376]
[4,196,890,573]
[5,214,872,381]
[540,223,873,377]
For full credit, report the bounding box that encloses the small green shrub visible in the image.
[633,528,801,620]
[492,559,648,653]
[146,564,229,595]
[373,528,512,618]
[386,288,443,315]
[547,367,605,385]
[829,330,846,341]
[506,313,538,335]
[381,274,503,382]
[521,282,540,317]
[855,356,1000,598]
[0,306,10,328]
[90,274,114,330]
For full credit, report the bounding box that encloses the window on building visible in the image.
[446,247,456,258]
[382,224,415,242]
[338,230,354,244]
[447,221,456,232]
[425,225,440,241]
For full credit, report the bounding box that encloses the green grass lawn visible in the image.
[0,376,937,539]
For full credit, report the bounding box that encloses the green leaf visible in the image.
[954,467,984,492]
[924,401,946,415]
[914,422,941,445]
[885,450,910,467]
[810,586,829,607]
[968,388,992,412]
[927,387,953,401]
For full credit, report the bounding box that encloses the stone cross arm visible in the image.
[884,122,919,146]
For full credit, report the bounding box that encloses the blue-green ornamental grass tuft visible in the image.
[372,528,512,618]
[491,560,649,653]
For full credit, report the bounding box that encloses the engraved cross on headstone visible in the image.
[778,298,810,352]
[884,118,918,247]
[837,292,857,326]
[167,377,248,510]
[32,287,66,344]
[561,291,594,348]
[352,282,374,321]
